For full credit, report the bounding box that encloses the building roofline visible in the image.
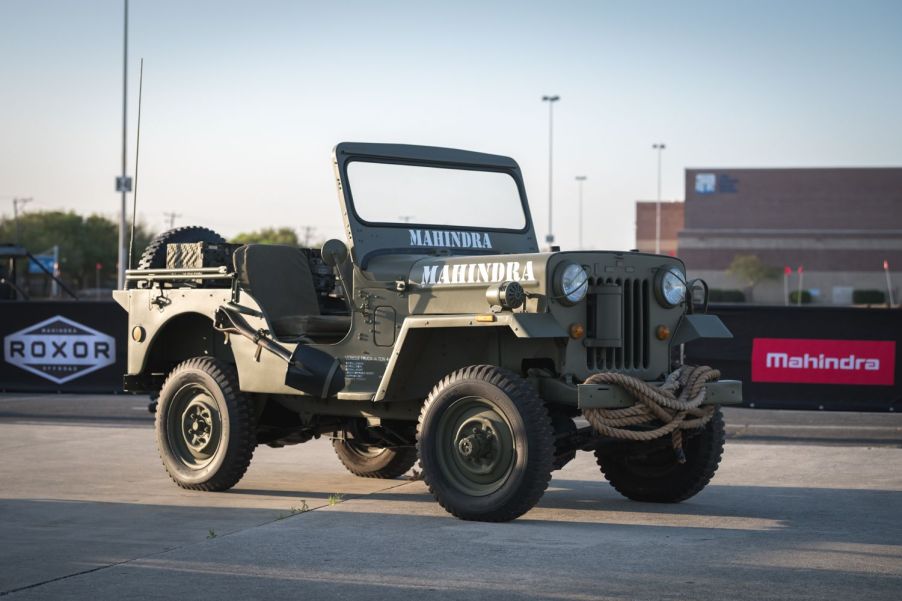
[684,166,902,172]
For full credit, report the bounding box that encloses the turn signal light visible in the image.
[569,323,585,339]
[132,326,146,343]
[655,324,670,341]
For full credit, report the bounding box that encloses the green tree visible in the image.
[726,254,781,302]
[232,227,299,246]
[0,210,155,294]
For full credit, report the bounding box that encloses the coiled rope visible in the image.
[582,365,721,462]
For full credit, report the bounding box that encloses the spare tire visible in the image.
[137,226,226,270]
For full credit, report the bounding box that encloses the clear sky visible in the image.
[1,0,900,249]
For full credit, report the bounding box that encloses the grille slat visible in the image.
[642,279,650,368]
[586,276,650,372]
[623,279,632,369]
[632,279,641,368]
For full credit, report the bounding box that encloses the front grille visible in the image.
[586,277,650,371]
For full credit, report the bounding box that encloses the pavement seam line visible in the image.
[0,477,421,597]
[0,557,138,597]
[270,477,420,521]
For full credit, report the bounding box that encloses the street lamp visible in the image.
[542,95,560,246]
[652,143,666,254]
[575,176,587,249]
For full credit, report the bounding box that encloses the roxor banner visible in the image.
[687,305,902,412]
[1,301,127,393]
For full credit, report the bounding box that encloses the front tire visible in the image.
[595,408,725,503]
[156,357,255,491]
[417,365,554,522]
[332,439,417,479]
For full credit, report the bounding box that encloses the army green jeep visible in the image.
[114,142,740,522]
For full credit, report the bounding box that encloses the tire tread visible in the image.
[595,408,725,503]
[137,226,226,270]
[156,357,255,492]
[332,441,418,479]
[417,365,554,522]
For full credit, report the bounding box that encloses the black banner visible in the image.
[686,305,902,412]
[1,300,127,393]
[2,299,900,411]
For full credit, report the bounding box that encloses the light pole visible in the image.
[163,211,181,230]
[12,197,33,245]
[652,143,666,254]
[116,0,130,289]
[542,95,560,247]
[575,176,587,249]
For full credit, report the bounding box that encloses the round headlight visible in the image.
[656,266,687,308]
[554,262,589,305]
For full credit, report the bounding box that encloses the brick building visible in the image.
[635,201,684,256]
[676,167,902,304]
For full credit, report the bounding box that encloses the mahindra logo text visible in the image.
[409,229,493,249]
[419,260,535,286]
[751,338,894,387]
[765,352,880,371]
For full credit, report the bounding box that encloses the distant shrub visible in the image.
[709,289,746,302]
[853,289,886,304]
[789,290,813,304]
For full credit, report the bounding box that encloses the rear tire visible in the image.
[595,408,725,503]
[417,365,554,522]
[156,357,255,491]
[332,440,417,479]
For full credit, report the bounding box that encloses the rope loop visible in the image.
[582,365,721,462]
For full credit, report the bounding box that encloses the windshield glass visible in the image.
[346,161,527,230]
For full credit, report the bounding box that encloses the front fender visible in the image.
[671,313,733,346]
[373,312,566,401]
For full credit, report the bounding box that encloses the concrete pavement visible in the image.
[1,394,901,599]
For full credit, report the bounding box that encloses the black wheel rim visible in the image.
[435,396,516,496]
[166,383,222,469]
[344,440,388,460]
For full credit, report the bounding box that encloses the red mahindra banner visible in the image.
[752,338,896,386]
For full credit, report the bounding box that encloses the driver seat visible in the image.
[233,244,351,341]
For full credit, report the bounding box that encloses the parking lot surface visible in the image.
[1,394,901,600]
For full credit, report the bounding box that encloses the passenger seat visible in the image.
[233,244,351,341]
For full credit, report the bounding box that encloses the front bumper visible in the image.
[577,379,743,409]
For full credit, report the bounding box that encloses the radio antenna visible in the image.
[128,57,144,271]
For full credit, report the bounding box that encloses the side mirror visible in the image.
[321,239,348,267]
[688,279,709,314]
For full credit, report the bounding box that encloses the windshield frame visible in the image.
[343,157,532,234]
[332,143,539,268]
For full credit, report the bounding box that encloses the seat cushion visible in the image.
[270,315,352,339]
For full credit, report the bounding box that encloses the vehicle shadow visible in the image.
[232,475,902,546]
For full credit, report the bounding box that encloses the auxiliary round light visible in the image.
[486,281,525,310]
[131,326,146,343]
